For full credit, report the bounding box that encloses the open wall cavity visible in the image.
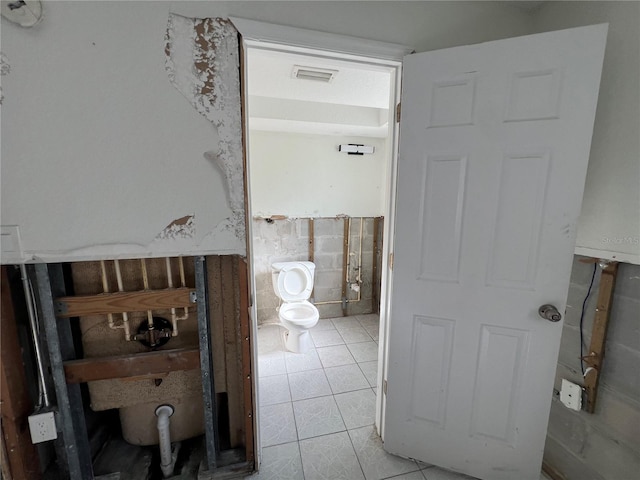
[253,217,383,323]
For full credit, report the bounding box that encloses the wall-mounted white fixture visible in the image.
[1,1,42,27]
[339,144,375,155]
[292,65,338,82]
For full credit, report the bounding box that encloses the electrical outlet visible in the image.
[560,379,582,411]
[28,411,58,443]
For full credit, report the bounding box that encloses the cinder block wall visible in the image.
[544,256,640,479]
[252,217,381,323]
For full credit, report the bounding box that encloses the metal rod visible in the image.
[194,256,219,470]
[19,264,50,408]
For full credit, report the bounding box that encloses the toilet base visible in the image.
[284,329,313,353]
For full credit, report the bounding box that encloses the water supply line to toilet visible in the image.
[155,404,180,478]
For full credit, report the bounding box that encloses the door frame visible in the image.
[232,17,412,466]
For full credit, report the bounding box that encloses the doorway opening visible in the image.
[241,42,402,465]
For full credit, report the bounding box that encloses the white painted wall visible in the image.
[1,2,243,262]
[532,2,640,264]
[249,131,387,217]
[1,1,535,263]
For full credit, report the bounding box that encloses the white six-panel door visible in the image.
[384,25,607,480]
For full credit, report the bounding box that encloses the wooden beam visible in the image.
[308,219,315,263]
[583,261,618,413]
[0,267,41,480]
[341,218,349,317]
[238,257,254,465]
[55,287,194,318]
[372,217,380,314]
[63,348,200,384]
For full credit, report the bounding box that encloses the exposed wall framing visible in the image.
[583,261,619,413]
[20,255,253,478]
[253,216,383,322]
[0,266,41,480]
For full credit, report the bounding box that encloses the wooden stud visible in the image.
[0,267,41,480]
[55,288,195,318]
[222,256,243,448]
[372,217,380,313]
[238,257,254,465]
[63,348,200,384]
[583,261,619,413]
[341,218,349,317]
[308,219,315,263]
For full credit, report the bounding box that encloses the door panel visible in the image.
[384,25,607,480]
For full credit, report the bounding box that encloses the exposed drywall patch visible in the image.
[164,14,245,242]
[0,52,10,104]
[156,214,195,240]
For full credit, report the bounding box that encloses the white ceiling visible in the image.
[247,49,393,137]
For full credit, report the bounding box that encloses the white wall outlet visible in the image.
[560,379,583,411]
[28,411,58,443]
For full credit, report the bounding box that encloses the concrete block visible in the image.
[314,286,342,302]
[570,256,603,288]
[313,253,339,270]
[318,303,343,319]
[314,270,343,289]
[581,422,640,480]
[564,283,598,331]
[594,386,640,451]
[314,218,343,236]
[600,342,640,400]
[608,295,640,350]
[544,435,606,480]
[547,398,587,455]
[317,236,344,253]
[557,324,584,374]
[614,263,640,299]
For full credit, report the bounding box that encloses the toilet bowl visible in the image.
[271,261,319,353]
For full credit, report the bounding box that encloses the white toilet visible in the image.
[271,261,320,353]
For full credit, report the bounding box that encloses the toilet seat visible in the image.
[276,263,313,302]
[279,301,319,329]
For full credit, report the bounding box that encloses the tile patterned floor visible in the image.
[248,314,549,480]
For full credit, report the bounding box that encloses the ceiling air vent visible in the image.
[292,65,338,83]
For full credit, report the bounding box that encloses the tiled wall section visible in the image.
[544,256,640,479]
[252,218,382,323]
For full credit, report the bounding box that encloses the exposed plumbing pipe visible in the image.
[140,259,154,330]
[314,217,365,306]
[113,260,131,340]
[165,258,189,337]
[100,260,117,331]
[155,404,179,478]
[19,264,50,408]
[178,257,189,319]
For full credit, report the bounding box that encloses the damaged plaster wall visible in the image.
[0,2,245,263]
[165,14,245,241]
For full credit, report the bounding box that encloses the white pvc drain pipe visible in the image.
[155,404,178,478]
